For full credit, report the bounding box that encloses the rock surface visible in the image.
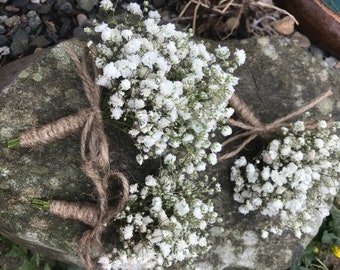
[0,35,339,270]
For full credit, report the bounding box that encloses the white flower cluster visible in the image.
[231,119,340,238]
[93,2,244,169]
[99,172,221,270]
[92,2,245,269]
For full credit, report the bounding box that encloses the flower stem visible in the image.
[32,199,51,211]
[7,138,20,148]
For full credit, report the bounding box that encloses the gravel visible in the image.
[0,0,339,68]
[0,0,104,66]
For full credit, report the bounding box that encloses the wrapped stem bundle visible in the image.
[219,90,333,160]
[8,108,91,148]
[33,199,99,227]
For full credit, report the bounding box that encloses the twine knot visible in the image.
[219,90,333,161]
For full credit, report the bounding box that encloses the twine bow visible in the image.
[219,90,333,160]
[65,47,129,269]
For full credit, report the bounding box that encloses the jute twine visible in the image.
[219,90,333,160]
[19,46,129,269]
[64,46,129,269]
[19,108,91,147]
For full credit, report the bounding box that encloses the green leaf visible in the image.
[30,253,40,267]
[321,230,337,245]
[5,244,28,259]
[17,260,38,270]
[330,206,340,236]
[43,263,52,270]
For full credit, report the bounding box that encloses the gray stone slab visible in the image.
[0,35,339,270]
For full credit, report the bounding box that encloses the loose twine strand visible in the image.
[219,90,333,160]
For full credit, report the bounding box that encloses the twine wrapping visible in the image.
[19,108,91,147]
[64,46,129,269]
[219,90,333,160]
[49,200,99,227]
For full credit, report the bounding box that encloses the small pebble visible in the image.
[30,35,52,47]
[76,0,97,12]
[11,27,29,56]
[58,2,74,15]
[58,17,72,37]
[26,10,37,17]
[0,0,9,3]
[76,13,87,26]
[31,0,40,3]
[0,25,6,35]
[0,46,10,56]
[225,17,239,32]
[271,16,295,36]
[291,31,311,49]
[5,5,21,12]
[4,15,21,27]
[324,56,338,67]
[0,16,8,24]
[26,3,40,10]
[12,0,28,8]
[28,14,41,31]
[73,26,84,37]
[309,44,325,59]
[37,3,52,14]
[20,14,29,24]
[0,35,9,47]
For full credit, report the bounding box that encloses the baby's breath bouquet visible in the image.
[231,118,340,239]
[87,1,245,269]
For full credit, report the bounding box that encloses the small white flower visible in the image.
[208,153,217,165]
[318,120,328,129]
[174,199,190,216]
[234,48,246,65]
[158,242,171,258]
[164,153,176,165]
[136,154,144,165]
[314,138,324,149]
[124,39,142,55]
[129,183,139,194]
[122,225,134,240]
[293,121,305,132]
[142,51,159,69]
[126,2,143,16]
[145,175,158,187]
[148,10,161,20]
[234,156,247,167]
[261,230,269,239]
[99,0,113,10]
[221,125,232,136]
[94,22,108,33]
[110,107,124,120]
[103,62,121,79]
[211,142,222,153]
[151,197,162,212]
[262,182,274,193]
[98,256,112,270]
[193,207,203,219]
[120,79,131,90]
[121,29,134,41]
[198,237,207,247]
[215,45,230,59]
